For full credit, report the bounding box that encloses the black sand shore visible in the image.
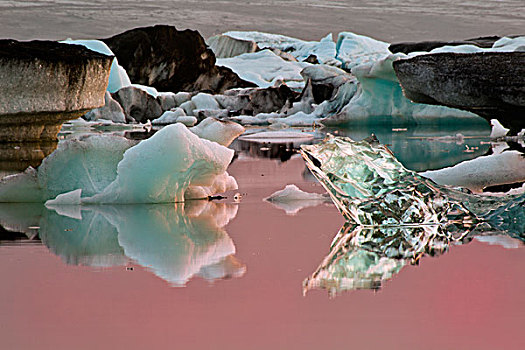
[1,0,523,42]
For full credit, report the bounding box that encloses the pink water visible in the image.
[1,156,524,349]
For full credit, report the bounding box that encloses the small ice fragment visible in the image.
[264,184,327,215]
[45,189,83,220]
[475,235,522,249]
[45,189,82,205]
[490,119,509,138]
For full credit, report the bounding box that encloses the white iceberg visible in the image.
[421,146,525,193]
[0,124,239,203]
[191,93,221,110]
[190,117,245,147]
[151,108,187,125]
[335,32,390,70]
[224,31,338,65]
[216,50,310,89]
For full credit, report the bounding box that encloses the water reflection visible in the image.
[0,142,57,178]
[304,221,524,296]
[231,125,492,173]
[326,124,491,171]
[301,134,525,296]
[0,201,245,286]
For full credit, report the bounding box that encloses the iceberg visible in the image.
[421,145,525,193]
[322,54,483,126]
[62,39,132,93]
[0,123,240,203]
[190,117,245,147]
[335,32,390,70]
[224,31,338,65]
[301,134,524,228]
[301,135,525,294]
[216,50,310,90]
[221,32,523,127]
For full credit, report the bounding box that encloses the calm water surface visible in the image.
[1,124,524,349]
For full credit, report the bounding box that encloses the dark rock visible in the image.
[0,39,112,141]
[303,54,320,64]
[388,36,503,54]
[216,85,298,116]
[102,25,255,93]
[242,85,298,115]
[393,52,525,131]
[111,86,163,123]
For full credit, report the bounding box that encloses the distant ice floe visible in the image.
[212,32,525,127]
[0,121,243,204]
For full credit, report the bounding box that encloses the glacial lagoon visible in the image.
[1,0,525,347]
[1,122,524,349]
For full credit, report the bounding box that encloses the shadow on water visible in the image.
[0,201,245,287]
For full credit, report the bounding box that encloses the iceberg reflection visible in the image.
[0,201,245,286]
[301,135,524,295]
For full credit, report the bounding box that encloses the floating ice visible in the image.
[322,54,483,126]
[238,131,314,144]
[151,108,187,125]
[335,32,390,70]
[83,124,235,203]
[224,31,338,65]
[191,93,221,110]
[421,146,525,193]
[264,184,328,215]
[131,84,159,97]
[216,50,309,89]
[301,134,524,230]
[301,135,524,294]
[62,39,131,93]
[190,117,245,147]
[490,119,510,138]
[0,124,238,203]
